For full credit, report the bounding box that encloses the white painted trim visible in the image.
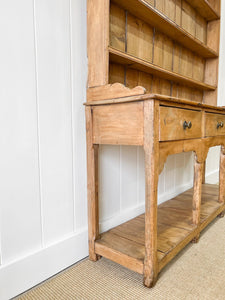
[100,203,145,233]
[205,169,219,184]
[0,229,88,300]
[100,181,194,233]
[158,181,193,204]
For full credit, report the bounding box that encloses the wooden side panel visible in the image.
[87,0,109,87]
[110,3,126,51]
[204,19,220,105]
[92,102,144,145]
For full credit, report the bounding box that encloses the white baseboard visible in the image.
[1,172,218,299]
[0,229,88,300]
[100,181,194,233]
[205,169,219,184]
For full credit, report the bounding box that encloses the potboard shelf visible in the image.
[95,184,224,274]
[186,0,220,21]
[109,47,216,91]
[111,0,218,58]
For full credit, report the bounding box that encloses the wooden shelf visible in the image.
[112,0,218,58]
[186,0,220,21]
[109,47,216,91]
[95,184,224,273]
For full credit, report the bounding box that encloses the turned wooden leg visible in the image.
[192,155,203,243]
[143,101,159,288]
[219,146,225,204]
[86,107,100,261]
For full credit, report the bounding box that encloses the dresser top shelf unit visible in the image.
[111,0,218,58]
[86,0,222,288]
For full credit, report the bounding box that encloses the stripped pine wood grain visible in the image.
[205,113,225,137]
[87,83,146,102]
[185,0,220,21]
[109,63,125,85]
[159,106,202,141]
[127,13,154,63]
[112,0,218,58]
[175,0,182,25]
[164,0,176,22]
[85,107,100,261]
[109,48,215,91]
[204,19,220,105]
[143,100,159,287]
[110,3,126,51]
[92,102,144,145]
[94,184,224,277]
[195,14,207,44]
[181,1,196,36]
[219,146,225,204]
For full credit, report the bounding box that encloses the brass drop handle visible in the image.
[217,121,224,129]
[183,121,192,130]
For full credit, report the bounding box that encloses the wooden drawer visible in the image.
[159,106,202,141]
[205,113,225,137]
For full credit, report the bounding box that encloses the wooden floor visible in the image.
[95,184,224,274]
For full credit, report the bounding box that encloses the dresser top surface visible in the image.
[85,93,225,113]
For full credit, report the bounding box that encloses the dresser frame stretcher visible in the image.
[85,93,225,287]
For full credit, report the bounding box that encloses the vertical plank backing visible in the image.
[181,1,196,36]
[155,0,164,13]
[193,55,205,82]
[164,0,176,21]
[152,77,171,96]
[127,13,153,63]
[126,69,152,93]
[175,0,182,26]
[195,14,207,44]
[180,47,193,78]
[87,0,109,88]
[110,3,126,51]
[173,43,181,73]
[109,63,125,84]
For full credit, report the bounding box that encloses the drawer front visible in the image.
[159,106,202,141]
[205,113,225,137]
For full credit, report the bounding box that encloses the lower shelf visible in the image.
[95,184,225,274]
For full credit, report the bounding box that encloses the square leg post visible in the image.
[218,145,225,217]
[192,154,203,243]
[86,106,100,261]
[143,100,159,287]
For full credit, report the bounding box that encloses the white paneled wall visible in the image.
[0,1,223,299]
[0,1,87,299]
